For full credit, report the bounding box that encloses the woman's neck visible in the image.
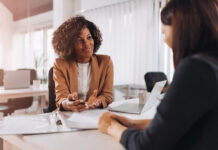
[76,57,91,63]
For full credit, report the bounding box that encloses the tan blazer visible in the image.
[53,55,114,110]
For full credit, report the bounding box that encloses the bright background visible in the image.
[0,0,174,86]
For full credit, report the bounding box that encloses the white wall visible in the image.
[53,0,129,29]
[80,0,128,12]
[0,2,13,69]
[14,11,53,32]
[53,0,78,29]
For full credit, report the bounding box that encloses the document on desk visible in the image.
[0,109,107,135]
[0,112,74,135]
[60,109,107,129]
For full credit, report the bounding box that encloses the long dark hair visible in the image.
[161,0,218,67]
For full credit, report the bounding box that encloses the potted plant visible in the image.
[34,52,48,85]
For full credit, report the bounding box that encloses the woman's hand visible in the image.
[98,112,115,133]
[86,90,101,109]
[110,113,134,128]
[61,92,86,112]
[98,112,127,141]
[67,92,78,101]
[113,113,152,130]
[111,114,151,130]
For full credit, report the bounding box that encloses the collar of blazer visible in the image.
[69,55,100,99]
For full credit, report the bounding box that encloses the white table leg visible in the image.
[40,95,47,109]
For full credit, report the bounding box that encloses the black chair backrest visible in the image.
[144,72,168,92]
[48,67,57,112]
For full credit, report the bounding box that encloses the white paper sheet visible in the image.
[60,109,107,129]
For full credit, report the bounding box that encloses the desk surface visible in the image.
[1,130,125,150]
[0,99,157,150]
[0,85,48,101]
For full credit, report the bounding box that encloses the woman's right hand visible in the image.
[61,92,86,112]
[112,113,152,130]
[98,112,127,141]
[110,113,134,128]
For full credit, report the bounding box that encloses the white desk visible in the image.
[0,85,48,108]
[0,130,125,150]
[0,99,157,150]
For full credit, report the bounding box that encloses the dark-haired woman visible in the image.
[52,16,113,112]
[98,0,218,149]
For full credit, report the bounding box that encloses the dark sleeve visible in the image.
[120,57,217,150]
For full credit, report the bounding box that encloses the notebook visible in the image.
[109,80,167,114]
[3,70,30,89]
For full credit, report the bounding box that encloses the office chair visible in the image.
[0,69,37,116]
[43,67,57,113]
[144,72,168,92]
[0,69,16,116]
[7,69,37,109]
[0,69,3,86]
[17,68,37,85]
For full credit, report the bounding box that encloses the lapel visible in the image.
[87,55,100,97]
[69,60,78,93]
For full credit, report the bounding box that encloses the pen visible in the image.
[68,97,86,106]
[55,112,62,126]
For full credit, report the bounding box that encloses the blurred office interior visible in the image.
[0,0,174,86]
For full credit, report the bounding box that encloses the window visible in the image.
[46,28,56,73]
[81,0,174,85]
[12,27,55,83]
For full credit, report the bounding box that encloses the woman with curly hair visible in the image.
[98,0,218,149]
[52,16,113,112]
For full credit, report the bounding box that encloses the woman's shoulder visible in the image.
[94,54,111,60]
[179,54,218,72]
[54,57,70,68]
[175,54,218,86]
[93,54,112,64]
[55,57,67,62]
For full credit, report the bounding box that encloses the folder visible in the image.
[0,109,107,135]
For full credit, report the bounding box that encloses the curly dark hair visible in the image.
[52,15,102,60]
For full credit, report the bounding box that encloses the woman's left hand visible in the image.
[86,89,101,109]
